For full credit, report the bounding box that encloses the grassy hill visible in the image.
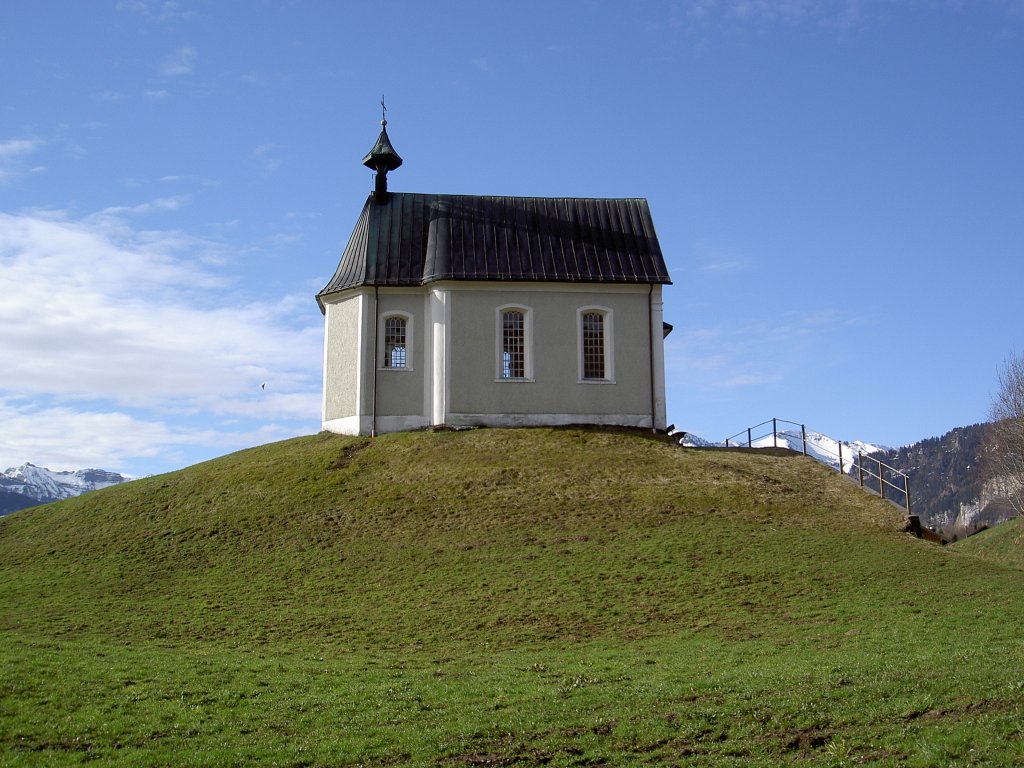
[953,515,1024,570]
[1,428,1022,766]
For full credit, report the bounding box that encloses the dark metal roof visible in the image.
[317,192,671,310]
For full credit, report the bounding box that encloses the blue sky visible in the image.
[1,0,1022,476]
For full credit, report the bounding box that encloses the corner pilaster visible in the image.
[650,285,667,430]
[429,286,451,426]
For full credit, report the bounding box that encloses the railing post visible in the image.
[879,463,886,501]
[772,418,778,448]
[858,452,864,487]
[904,473,912,515]
[725,438,730,447]
[748,427,752,448]
[801,424,807,456]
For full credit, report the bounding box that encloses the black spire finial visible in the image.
[362,99,402,203]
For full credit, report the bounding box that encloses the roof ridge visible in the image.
[388,191,651,203]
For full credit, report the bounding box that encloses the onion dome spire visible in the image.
[363,97,402,202]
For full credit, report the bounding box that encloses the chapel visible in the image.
[316,118,672,436]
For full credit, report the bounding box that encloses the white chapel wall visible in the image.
[374,290,426,422]
[445,284,655,426]
[322,292,363,427]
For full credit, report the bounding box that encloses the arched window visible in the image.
[379,312,412,370]
[581,312,604,379]
[496,305,533,381]
[502,310,525,378]
[577,306,614,383]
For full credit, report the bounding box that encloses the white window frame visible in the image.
[377,311,414,371]
[495,304,534,382]
[577,305,615,384]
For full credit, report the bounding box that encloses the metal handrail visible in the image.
[717,418,911,514]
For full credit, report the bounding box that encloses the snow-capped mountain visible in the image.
[745,430,890,474]
[671,430,715,448]
[674,426,889,471]
[0,463,131,513]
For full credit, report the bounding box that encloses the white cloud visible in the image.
[252,143,282,174]
[154,1,195,22]
[0,138,43,184]
[64,141,86,160]
[699,259,746,274]
[0,397,307,473]
[99,195,188,215]
[0,139,41,161]
[266,232,302,246]
[161,45,197,76]
[118,0,195,24]
[679,0,865,29]
[0,399,192,472]
[0,206,322,474]
[997,0,1024,21]
[253,143,279,158]
[144,89,171,100]
[695,1,1024,31]
[116,0,148,13]
[721,372,781,388]
[690,237,752,275]
[664,310,858,395]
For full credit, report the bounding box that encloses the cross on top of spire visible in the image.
[362,98,402,173]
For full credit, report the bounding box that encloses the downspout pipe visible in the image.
[371,286,379,437]
[648,283,656,433]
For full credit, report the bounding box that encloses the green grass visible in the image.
[953,515,1024,570]
[1,428,1023,766]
